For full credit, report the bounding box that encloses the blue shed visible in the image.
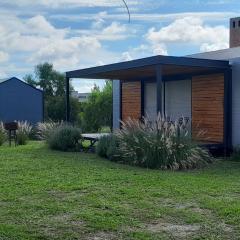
[0,77,43,124]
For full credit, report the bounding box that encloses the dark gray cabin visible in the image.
[0,77,43,124]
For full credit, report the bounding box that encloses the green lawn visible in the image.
[0,142,240,239]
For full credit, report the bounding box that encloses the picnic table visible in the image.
[82,133,110,151]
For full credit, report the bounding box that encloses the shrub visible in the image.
[96,134,119,161]
[106,136,120,161]
[0,122,6,146]
[36,121,63,140]
[29,127,39,140]
[96,135,110,157]
[114,115,212,170]
[16,121,32,145]
[48,125,82,151]
[230,146,240,162]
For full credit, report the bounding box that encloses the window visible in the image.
[238,20,240,27]
[233,21,236,28]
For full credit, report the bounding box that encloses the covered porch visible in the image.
[66,55,232,152]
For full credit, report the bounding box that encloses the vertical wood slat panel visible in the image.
[192,74,224,143]
[122,81,141,122]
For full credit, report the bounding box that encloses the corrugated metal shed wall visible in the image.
[0,78,43,124]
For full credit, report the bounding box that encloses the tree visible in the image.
[81,81,112,132]
[25,63,66,97]
[24,62,79,122]
[45,95,80,122]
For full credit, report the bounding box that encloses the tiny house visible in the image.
[0,77,44,124]
[65,17,240,152]
[66,56,232,151]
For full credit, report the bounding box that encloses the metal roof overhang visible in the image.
[66,55,231,81]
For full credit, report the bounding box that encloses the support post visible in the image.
[66,76,70,122]
[140,79,145,119]
[156,65,162,115]
[223,68,232,155]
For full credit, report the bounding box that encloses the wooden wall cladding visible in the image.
[121,81,141,122]
[192,74,224,143]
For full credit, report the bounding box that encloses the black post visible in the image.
[66,76,70,122]
[140,78,145,119]
[224,68,232,155]
[156,65,162,115]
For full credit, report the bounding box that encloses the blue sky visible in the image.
[0,0,240,92]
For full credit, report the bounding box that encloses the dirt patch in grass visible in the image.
[47,190,68,199]
[50,213,85,227]
[51,213,72,222]
[0,200,10,207]
[71,220,85,226]
[153,199,236,237]
[39,215,86,239]
[85,231,116,240]
[47,189,88,201]
[217,223,234,233]
[159,198,215,218]
[146,221,200,238]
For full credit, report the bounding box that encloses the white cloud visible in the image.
[121,51,133,61]
[0,13,126,91]
[28,36,116,70]
[146,17,229,52]
[0,70,7,78]
[151,43,168,55]
[102,22,126,35]
[120,43,168,62]
[0,0,138,8]
[0,14,68,52]
[75,21,134,41]
[71,79,106,93]
[91,18,105,29]
[0,51,9,63]
[26,15,67,37]
[99,22,129,40]
[0,13,127,73]
[0,1,235,91]
[200,42,229,52]
[50,11,238,23]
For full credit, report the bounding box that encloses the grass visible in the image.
[0,142,240,239]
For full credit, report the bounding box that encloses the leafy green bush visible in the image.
[96,135,109,157]
[16,121,32,145]
[0,122,6,146]
[48,125,82,151]
[96,134,119,161]
[113,115,212,170]
[36,120,64,140]
[230,146,240,162]
[80,81,112,132]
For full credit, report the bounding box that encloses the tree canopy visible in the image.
[80,81,112,132]
[24,63,66,97]
[24,62,79,122]
[24,63,113,132]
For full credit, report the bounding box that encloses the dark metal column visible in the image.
[223,68,232,154]
[156,65,162,115]
[66,76,70,122]
[120,80,122,122]
[140,79,145,119]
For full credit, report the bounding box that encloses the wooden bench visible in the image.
[82,133,110,152]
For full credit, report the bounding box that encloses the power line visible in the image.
[122,0,131,23]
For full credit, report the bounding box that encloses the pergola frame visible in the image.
[65,55,232,152]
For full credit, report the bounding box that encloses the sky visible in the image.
[0,0,240,92]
